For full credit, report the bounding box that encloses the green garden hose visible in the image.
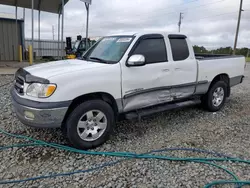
[1,127,250,187]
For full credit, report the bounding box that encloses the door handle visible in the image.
[175,68,181,71]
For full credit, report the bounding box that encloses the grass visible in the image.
[246,57,250,63]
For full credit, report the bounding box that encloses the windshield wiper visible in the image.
[89,57,108,64]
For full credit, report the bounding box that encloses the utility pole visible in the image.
[85,3,89,50]
[178,12,184,33]
[80,0,92,50]
[23,8,25,53]
[233,0,244,55]
[52,25,55,40]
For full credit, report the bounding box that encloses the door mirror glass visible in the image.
[127,54,146,67]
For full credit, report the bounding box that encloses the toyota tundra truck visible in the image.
[11,32,245,149]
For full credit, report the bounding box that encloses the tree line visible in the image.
[193,45,250,57]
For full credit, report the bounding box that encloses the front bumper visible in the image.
[11,87,71,128]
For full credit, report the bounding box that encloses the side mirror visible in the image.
[126,54,146,67]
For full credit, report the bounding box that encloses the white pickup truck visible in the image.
[11,32,245,149]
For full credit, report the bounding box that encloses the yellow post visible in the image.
[19,45,23,62]
[29,45,33,65]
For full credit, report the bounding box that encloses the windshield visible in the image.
[72,41,80,52]
[83,36,134,64]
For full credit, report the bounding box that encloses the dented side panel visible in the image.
[123,88,172,112]
[171,85,196,99]
[123,84,197,112]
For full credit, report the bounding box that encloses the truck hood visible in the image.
[24,59,109,79]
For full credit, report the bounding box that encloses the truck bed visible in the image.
[195,53,245,89]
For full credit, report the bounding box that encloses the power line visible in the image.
[187,2,250,14]
[92,0,201,16]
[73,0,241,38]
[75,0,201,36]
[66,1,249,25]
[67,0,225,26]
[75,0,225,35]
[101,0,227,21]
[180,0,226,13]
[61,7,250,33]
[182,11,239,23]
[71,6,240,32]
[107,1,236,25]
[66,11,242,34]
[64,0,250,37]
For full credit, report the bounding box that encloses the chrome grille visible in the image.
[14,76,24,94]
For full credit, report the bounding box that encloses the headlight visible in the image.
[26,83,57,98]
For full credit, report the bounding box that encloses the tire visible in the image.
[65,100,115,149]
[201,81,227,112]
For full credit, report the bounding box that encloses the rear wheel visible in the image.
[65,100,115,149]
[201,81,227,112]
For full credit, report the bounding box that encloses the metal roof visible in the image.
[0,0,69,14]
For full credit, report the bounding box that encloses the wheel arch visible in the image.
[209,73,230,97]
[62,92,120,126]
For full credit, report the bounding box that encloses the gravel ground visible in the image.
[1,66,250,188]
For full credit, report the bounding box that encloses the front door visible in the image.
[121,34,173,112]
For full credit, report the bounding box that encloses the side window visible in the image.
[169,38,189,61]
[132,38,167,64]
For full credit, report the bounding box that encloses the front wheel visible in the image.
[65,100,115,149]
[201,81,227,112]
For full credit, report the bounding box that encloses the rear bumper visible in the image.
[11,87,71,128]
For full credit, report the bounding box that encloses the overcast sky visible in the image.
[0,0,249,49]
